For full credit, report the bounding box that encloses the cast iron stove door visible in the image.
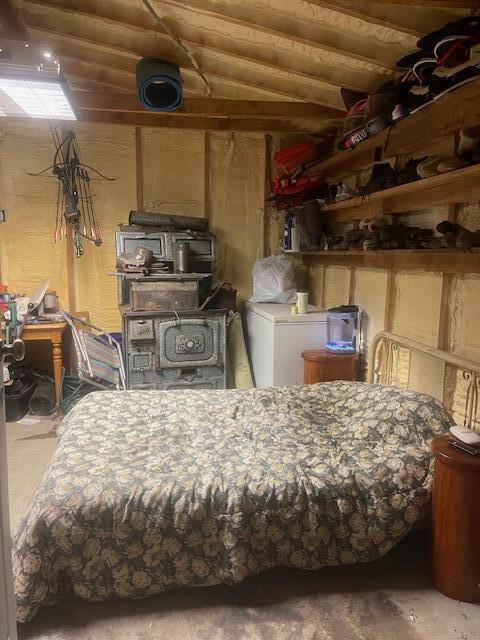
[156,317,221,369]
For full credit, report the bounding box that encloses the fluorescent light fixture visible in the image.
[0,39,76,120]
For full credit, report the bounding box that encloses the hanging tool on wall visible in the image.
[29,127,115,258]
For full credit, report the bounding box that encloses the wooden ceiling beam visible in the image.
[28,26,347,109]
[77,109,322,133]
[71,91,340,119]
[308,1,463,37]
[376,1,477,6]
[0,0,29,39]
[149,0,393,73]
[306,1,422,38]
[19,0,392,93]
[60,52,331,107]
[28,22,350,100]
[19,0,372,98]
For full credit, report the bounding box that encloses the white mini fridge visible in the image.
[245,302,327,388]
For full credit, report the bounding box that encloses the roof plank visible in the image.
[72,91,341,119]
[77,109,324,133]
[19,0,393,94]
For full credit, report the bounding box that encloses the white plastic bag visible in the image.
[249,255,297,303]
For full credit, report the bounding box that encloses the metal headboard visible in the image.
[368,332,480,433]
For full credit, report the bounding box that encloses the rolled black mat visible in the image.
[129,210,208,232]
[28,381,56,416]
[136,58,183,112]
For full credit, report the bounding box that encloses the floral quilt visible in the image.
[13,382,451,622]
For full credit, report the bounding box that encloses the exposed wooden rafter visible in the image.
[379,1,478,6]
[72,92,342,120]
[4,0,471,132]
[150,0,393,72]
[18,0,393,97]
[306,1,422,38]
[57,49,342,109]
[18,0,376,105]
[0,0,29,39]
[76,110,325,133]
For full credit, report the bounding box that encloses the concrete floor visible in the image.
[6,418,480,640]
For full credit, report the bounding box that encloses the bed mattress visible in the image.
[13,381,451,622]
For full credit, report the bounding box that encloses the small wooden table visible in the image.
[21,322,67,407]
[301,349,359,384]
[431,435,480,602]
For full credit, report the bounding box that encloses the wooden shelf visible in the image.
[301,249,480,274]
[307,79,480,179]
[320,164,480,222]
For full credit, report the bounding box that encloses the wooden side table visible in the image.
[431,435,480,602]
[21,322,67,408]
[301,349,359,384]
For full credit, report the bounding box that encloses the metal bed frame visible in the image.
[368,332,480,431]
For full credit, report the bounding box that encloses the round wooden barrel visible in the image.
[431,435,480,602]
[301,349,359,384]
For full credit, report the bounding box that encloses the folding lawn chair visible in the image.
[62,311,126,390]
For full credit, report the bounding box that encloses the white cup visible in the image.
[297,291,308,314]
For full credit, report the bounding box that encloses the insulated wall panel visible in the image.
[71,122,136,330]
[142,129,206,218]
[390,271,442,347]
[352,268,388,349]
[308,263,325,307]
[322,266,350,309]
[449,275,480,362]
[210,133,265,301]
[0,122,69,304]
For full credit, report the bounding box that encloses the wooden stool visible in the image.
[301,349,359,384]
[431,435,480,602]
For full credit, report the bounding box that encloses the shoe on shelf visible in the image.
[341,87,368,127]
[418,16,480,52]
[434,33,480,68]
[337,125,369,151]
[359,162,396,196]
[459,125,480,161]
[436,157,471,173]
[412,56,438,85]
[455,229,477,249]
[363,80,408,136]
[335,183,357,202]
[416,156,448,178]
[472,144,480,164]
[396,157,427,184]
[397,49,434,69]
[406,84,434,114]
[429,43,480,99]
[363,229,381,251]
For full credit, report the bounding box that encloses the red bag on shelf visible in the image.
[274,141,320,175]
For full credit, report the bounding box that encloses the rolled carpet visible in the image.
[136,58,183,112]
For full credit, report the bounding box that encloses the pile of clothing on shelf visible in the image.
[327,217,480,252]
[339,15,480,151]
[269,139,334,210]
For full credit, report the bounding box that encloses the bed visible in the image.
[13,331,480,623]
